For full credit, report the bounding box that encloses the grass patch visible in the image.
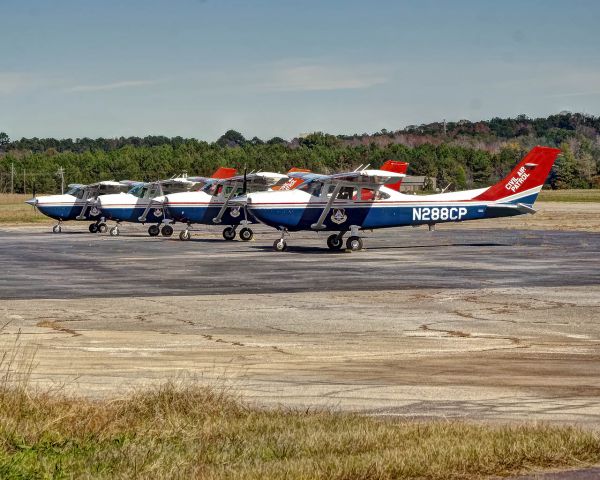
[0,382,598,479]
[538,189,600,202]
[0,194,51,224]
[1,330,598,478]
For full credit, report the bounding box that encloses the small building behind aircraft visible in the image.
[400,176,436,192]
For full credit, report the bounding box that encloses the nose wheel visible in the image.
[179,229,191,241]
[273,239,287,252]
[109,226,120,236]
[52,223,62,234]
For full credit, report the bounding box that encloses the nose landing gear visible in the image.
[52,221,63,234]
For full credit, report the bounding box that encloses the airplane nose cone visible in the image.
[25,198,38,206]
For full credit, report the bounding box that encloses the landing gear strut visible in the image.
[272,228,288,252]
[179,224,191,241]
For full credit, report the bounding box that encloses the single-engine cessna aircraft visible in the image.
[97,168,236,237]
[243,146,560,251]
[162,170,289,241]
[25,180,132,233]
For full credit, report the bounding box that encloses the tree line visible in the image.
[0,112,598,194]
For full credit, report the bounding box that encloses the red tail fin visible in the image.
[272,168,311,191]
[211,167,237,179]
[380,160,408,192]
[474,146,561,201]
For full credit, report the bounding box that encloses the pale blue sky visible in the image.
[1,0,599,140]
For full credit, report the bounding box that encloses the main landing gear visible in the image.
[147,224,173,237]
[89,221,107,234]
[273,226,364,252]
[161,224,173,237]
[326,232,362,251]
[222,225,254,241]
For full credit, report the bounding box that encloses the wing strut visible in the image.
[212,181,240,224]
[311,182,343,230]
[138,183,163,222]
[75,186,97,220]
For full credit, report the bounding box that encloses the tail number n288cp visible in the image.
[412,207,467,222]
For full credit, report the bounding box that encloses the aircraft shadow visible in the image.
[251,242,510,254]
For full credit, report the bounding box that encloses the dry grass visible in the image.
[0,383,598,479]
[0,194,51,224]
[1,330,599,480]
[538,189,600,202]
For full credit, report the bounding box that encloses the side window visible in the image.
[337,186,356,200]
[76,189,86,199]
[359,188,390,201]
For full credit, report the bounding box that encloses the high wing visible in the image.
[288,168,405,186]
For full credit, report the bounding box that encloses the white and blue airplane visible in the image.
[161,170,289,241]
[25,181,132,233]
[243,146,561,251]
[96,173,220,237]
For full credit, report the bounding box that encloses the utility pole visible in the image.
[57,167,65,194]
[10,162,14,194]
[23,169,26,195]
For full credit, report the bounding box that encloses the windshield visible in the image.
[65,186,82,196]
[128,184,145,198]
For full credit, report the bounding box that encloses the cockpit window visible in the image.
[128,185,143,197]
[66,186,81,196]
[299,182,322,196]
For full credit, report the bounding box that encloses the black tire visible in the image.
[161,225,174,237]
[109,227,119,236]
[89,223,98,233]
[346,236,363,251]
[52,225,61,234]
[148,225,160,237]
[239,227,254,241]
[179,230,191,241]
[273,239,287,252]
[222,227,236,240]
[326,234,343,250]
[97,223,108,233]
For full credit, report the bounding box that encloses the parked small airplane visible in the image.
[25,181,132,233]
[161,170,289,241]
[243,146,561,251]
[97,168,236,237]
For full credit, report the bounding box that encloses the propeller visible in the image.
[242,165,248,195]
